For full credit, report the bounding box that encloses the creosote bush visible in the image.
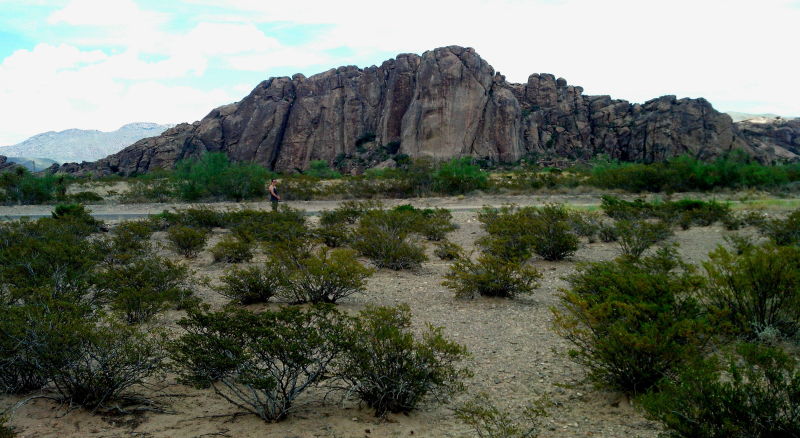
[702,243,800,340]
[94,256,193,324]
[166,225,209,258]
[210,235,253,263]
[434,240,463,261]
[477,204,578,261]
[278,248,374,304]
[614,219,672,259]
[641,343,800,438]
[50,321,166,411]
[335,304,470,416]
[757,209,800,246]
[455,393,548,438]
[352,209,428,270]
[443,253,541,299]
[171,305,350,422]
[214,262,282,304]
[553,248,710,394]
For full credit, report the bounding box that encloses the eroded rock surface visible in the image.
[56,46,795,175]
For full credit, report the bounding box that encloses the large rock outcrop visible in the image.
[56,46,794,176]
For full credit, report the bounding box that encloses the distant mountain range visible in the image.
[726,112,796,123]
[0,122,173,164]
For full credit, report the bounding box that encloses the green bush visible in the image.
[443,253,541,299]
[702,243,800,339]
[319,200,382,226]
[51,203,103,231]
[98,220,153,266]
[211,236,253,263]
[171,305,350,422]
[314,221,353,248]
[334,304,470,416]
[614,219,673,259]
[166,225,209,258]
[641,343,800,438]
[418,208,457,241]
[432,157,489,194]
[278,248,373,304]
[527,204,579,261]
[173,152,272,201]
[476,205,539,262]
[94,256,193,324]
[227,207,309,243]
[757,209,800,246]
[434,240,463,260]
[352,228,427,270]
[455,393,548,438]
[215,262,283,305]
[0,167,59,205]
[305,160,341,179]
[598,223,618,242]
[0,295,91,394]
[569,211,603,243]
[553,248,710,394]
[50,320,166,410]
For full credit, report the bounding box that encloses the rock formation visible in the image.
[0,156,21,173]
[54,46,797,176]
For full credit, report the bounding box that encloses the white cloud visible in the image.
[0,43,234,145]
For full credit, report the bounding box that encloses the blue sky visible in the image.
[0,0,798,145]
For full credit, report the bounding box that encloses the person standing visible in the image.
[268,179,281,211]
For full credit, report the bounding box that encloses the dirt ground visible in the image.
[0,193,784,438]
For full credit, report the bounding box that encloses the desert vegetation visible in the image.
[2,155,800,437]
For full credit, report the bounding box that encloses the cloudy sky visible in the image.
[0,0,798,145]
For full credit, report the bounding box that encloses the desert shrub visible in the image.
[721,211,745,230]
[0,295,92,394]
[434,240,463,260]
[443,253,541,299]
[702,243,800,339]
[569,211,603,243]
[66,191,104,203]
[51,203,103,230]
[334,304,470,416]
[0,417,15,438]
[656,199,732,228]
[455,393,548,438]
[215,262,283,305]
[598,223,618,242]
[171,305,349,422]
[600,196,654,220]
[155,207,226,229]
[50,320,166,410]
[119,179,175,203]
[352,229,427,270]
[166,226,209,258]
[319,200,382,226]
[476,206,539,262]
[553,248,710,394]
[314,221,353,248]
[432,157,489,194]
[417,208,457,241]
[97,220,153,266]
[278,248,373,304]
[227,207,309,243]
[641,343,800,438]
[527,204,579,261]
[757,209,800,246]
[211,236,253,263]
[305,160,341,179]
[94,256,192,324]
[173,152,272,201]
[279,175,320,200]
[0,167,59,205]
[0,217,100,296]
[614,219,672,259]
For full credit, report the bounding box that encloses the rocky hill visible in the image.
[0,123,172,164]
[55,46,799,176]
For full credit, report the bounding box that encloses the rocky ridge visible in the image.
[55,46,799,175]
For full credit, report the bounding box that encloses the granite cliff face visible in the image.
[56,46,796,175]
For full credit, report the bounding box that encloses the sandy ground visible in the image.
[0,194,783,438]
